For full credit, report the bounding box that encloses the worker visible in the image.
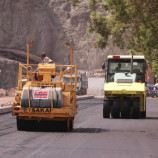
[34,52,53,80]
[41,52,53,63]
[115,63,121,72]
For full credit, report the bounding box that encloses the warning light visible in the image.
[138,80,142,83]
[113,56,120,59]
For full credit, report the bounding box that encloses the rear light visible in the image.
[138,80,142,83]
[113,56,120,59]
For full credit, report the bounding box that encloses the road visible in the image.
[0,98,158,158]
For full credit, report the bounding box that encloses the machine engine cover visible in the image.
[114,73,136,83]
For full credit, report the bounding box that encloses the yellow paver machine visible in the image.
[102,55,147,119]
[12,42,77,131]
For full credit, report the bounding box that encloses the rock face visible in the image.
[0,58,19,89]
[0,89,6,97]
[0,0,126,71]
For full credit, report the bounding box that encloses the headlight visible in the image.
[137,91,143,94]
[106,91,112,94]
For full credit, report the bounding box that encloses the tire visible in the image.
[112,100,120,118]
[70,118,74,130]
[60,121,67,132]
[122,100,130,119]
[17,118,28,131]
[141,111,146,118]
[17,118,23,131]
[17,118,33,131]
[103,100,110,118]
[133,99,140,119]
[66,120,70,132]
[62,120,70,132]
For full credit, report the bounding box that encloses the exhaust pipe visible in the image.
[130,55,133,74]
[27,41,34,81]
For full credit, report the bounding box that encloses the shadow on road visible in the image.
[20,121,71,132]
[23,126,109,133]
[143,117,158,120]
[72,128,109,133]
[19,121,109,133]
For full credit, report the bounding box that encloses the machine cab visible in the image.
[105,55,146,83]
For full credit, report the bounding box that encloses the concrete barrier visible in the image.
[0,105,12,114]
[76,95,94,100]
[87,77,105,96]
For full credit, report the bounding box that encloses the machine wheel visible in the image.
[70,118,74,130]
[122,100,130,119]
[141,111,146,118]
[112,100,120,118]
[103,100,110,118]
[63,119,70,132]
[17,118,23,131]
[133,99,140,119]
[17,118,29,131]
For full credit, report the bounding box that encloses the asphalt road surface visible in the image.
[0,98,158,158]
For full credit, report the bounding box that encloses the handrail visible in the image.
[18,63,77,90]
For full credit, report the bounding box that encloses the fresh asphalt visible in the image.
[0,98,158,158]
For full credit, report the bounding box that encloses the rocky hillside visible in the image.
[0,57,19,89]
[0,0,127,89]
[0,0,126,70]
[0,48,40,89]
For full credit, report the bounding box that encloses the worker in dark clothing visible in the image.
[115,63,121,72]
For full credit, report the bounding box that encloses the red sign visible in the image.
[33,90,49,99]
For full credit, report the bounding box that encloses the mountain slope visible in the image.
[0,0,126,70]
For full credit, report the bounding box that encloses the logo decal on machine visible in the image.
[32,108,51,113]
[33,90,49,99]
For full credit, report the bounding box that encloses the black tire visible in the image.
[122,100,130,119]
[141,111,146,118]
[62,120,70,132]
[70,118,74,130]
[27,120,36,131]
[112,100,120,118]
[133,99,140,119]
[17,118,33,131]
[17,118,29,131]
[17,118,23,131]
[103,100,110,118]
[66,120,70,132]
[60,121,67,132]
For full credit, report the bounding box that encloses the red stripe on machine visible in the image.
[33,90,49,99]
